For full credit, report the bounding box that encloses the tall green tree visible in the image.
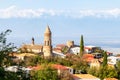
[0,29,18,80]
[116,61,120,79]
[102,51,107,67]
[80,35,84,58]
[0,29,16,66]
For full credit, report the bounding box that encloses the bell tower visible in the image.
[31,37,35,45]
[43,25,52,57]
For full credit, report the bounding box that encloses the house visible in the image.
[73,74,100,80]
[69,45,101,54]
[52,64,69,75]
[52,64,74,75]
[69,46,80,55]
[107,56,120,65]
[28,64,74,75]
[21,44,43,53]
[12,53,36,60]
[107,52,113,56]
[82,54,94,63]
[54,44,70,54]
[85,46,101,53]
[4,66,18,72]
[92,53,102,59]
[53,51,66,58]
[5,66,31,78]
[53,48,62,53]
[56,44,67,50]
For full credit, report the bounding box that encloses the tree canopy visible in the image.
[0,29,19,80]
[0,29,15,66]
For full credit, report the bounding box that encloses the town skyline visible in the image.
[0,1,120,79]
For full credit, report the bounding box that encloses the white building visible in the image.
[4,66,31,78]
[53,51,66,58]
[5,66,18,72]
[69,46,80,55]
[107,56,120,65]
[85,45,101,53]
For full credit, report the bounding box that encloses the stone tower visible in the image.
[43,25,52,57]
[67,41,74,48]
[32,37,35,45]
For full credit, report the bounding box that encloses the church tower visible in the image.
[31,37,35,45]
[43,25,52,57]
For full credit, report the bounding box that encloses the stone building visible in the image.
[21,25,52,57]
[66,41,74,48]
[43,26,52,57]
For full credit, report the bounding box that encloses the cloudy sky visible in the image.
[0,0,120,48]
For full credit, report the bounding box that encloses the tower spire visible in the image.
[32,37,35,45]
[45,25,51,33]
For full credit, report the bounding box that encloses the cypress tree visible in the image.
[80,35,84,58]
[102,51,107,67]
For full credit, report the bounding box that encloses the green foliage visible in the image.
[102,51,107,67]
[88,66,118,80]
[94,48,104,53]
[116,61,120,79]
[23,55,42,66]
[58,70,73,80]
[98,66,118,80]
[0,29,21,80]
[88,67,99,77]
[72,59,88,74]
[31,64,58,80]
[80,35,84,58]
[52,57,72,67]
[62,46,69,54]
[116,61,120,71]
[0,29,15,66]
[0,68,19,80]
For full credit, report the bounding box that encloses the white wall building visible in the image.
[69,46,80,55]
[85,46,101,53]
[107,56,120,65]
[53,51,66,58]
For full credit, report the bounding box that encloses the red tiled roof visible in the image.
[82,54,94,62]
[52,64,68,70]
[65,53,74,56]
[84,47,92,49]
[28,65,41,70]
[53,48,62,52]
[107,52,113,54]
[53,48,62,51]
[83,54,94,58]
[56,44,66,48]
[28,64,69,71]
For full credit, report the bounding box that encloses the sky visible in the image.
[1,0,120,48]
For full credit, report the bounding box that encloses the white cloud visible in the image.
[0,6,120,18]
